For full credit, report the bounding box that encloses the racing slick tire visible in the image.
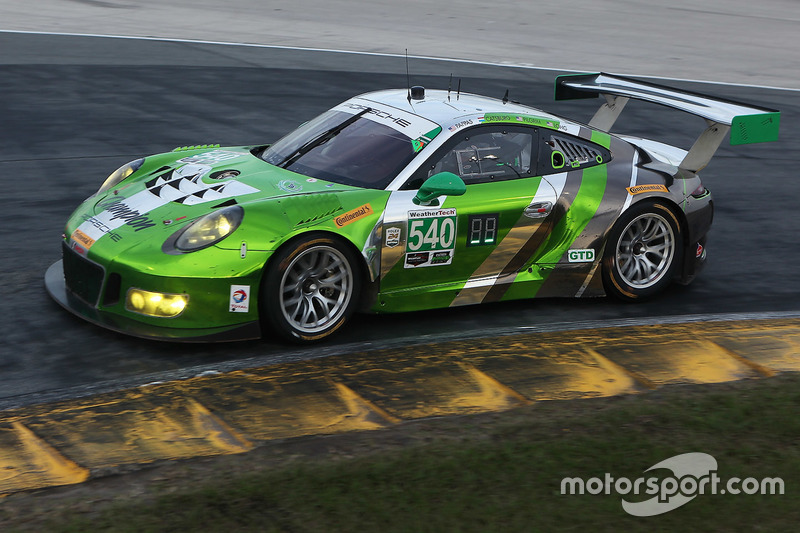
[602,201,684,301]
[261,234,361,342]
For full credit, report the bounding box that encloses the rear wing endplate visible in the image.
[554,72,780,172]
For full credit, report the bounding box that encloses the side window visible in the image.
[538,132,612,175]
[403,126,538,189]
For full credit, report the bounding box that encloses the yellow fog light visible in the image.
[125,288,188,318]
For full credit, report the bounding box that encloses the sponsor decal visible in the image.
[80,214,122,242]
[481,113,560,129]
[98,197,157,232]
[627,184,669,195]
[404,208,457,268]
[430,251,452,265]
[385,226,401,248]
[568,249,596,263]
[404,250,454,268]
[411,138,427,152]
[333,100,440,139]
[177,150,243,165]
[408,208,456,219]
[696,243,705,259]
[413,127,442,153]
[306,178,318,183]
[340,102,412,128]
[70,229,96,250]
[405,252,430,267]
[448,119,474,132]
[229,285,250,313]
[277,180,303,193]
[335,203,374,228]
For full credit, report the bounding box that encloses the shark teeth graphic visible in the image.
[145,165,258,205]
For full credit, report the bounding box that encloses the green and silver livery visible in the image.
[46,73,780,342]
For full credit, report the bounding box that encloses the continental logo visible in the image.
[70,229,96,250]
[627,184,669,195]
[334,203,373,228]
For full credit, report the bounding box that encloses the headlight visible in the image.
[170,206,244,253]
[98,158,145,195]
[126,289,188,318]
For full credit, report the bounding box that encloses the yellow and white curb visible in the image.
[1,318,799,497]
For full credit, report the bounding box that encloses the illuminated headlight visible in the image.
[126,289,188,317]
[98,158,145,195]
[172,206,244,252]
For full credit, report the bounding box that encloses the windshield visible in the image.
[262,109,421,190]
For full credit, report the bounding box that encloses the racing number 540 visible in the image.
[407,217,456,251]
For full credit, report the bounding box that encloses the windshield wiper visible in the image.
[277,107,372,169]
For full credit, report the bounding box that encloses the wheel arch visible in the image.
[258,229,375,317]
[602,196,687,300]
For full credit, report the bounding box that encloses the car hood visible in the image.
[64,146,368,259]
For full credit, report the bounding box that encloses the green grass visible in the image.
[10,374,800,532]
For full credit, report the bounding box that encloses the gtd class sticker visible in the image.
[404,208,457,268]
[568,249,596,263]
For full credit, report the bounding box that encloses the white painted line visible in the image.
[1,29,798,93]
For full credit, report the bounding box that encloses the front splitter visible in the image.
[44,260,262,343]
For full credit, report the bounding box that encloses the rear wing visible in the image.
[554,72,780,173]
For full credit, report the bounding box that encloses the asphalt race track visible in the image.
[1,31,798,408]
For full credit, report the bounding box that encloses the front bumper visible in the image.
[45,260,262,342]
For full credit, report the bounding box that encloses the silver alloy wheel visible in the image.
[279,245,353,334]
[615,212,676,289]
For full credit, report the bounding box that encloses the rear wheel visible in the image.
[262,235,360,342]
[603,202,683,300]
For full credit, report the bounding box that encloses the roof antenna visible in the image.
[447,73,453,102]
[456,78,461,101]
[502,89,509,104]
[406,49,412,105]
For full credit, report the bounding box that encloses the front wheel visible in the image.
[261,235,361,342]
[602,202,683,300]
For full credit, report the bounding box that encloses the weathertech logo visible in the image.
[627,184,669,195]
[335,204,373,227]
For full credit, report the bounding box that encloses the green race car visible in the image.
[45,73,780,342]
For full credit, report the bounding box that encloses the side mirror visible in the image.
[413,172,466,206]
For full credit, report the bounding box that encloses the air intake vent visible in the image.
[551,135,602,166]
[62,242,105,306]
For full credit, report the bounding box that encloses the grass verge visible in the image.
[3,373,799,532]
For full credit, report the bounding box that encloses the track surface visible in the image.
[2,0,799,89]
[0,31,798,406]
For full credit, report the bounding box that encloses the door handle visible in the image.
[524,201,552,219]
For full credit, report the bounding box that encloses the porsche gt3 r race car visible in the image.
[45,73,780,342]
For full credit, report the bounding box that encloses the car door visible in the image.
[376,124,562,312]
